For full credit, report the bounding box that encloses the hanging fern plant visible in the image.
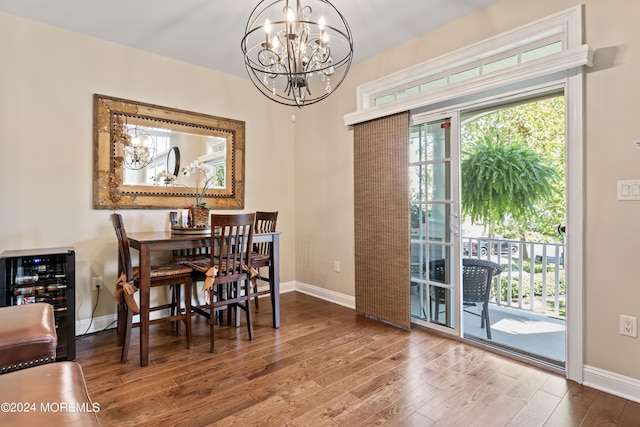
[461,136,558,237]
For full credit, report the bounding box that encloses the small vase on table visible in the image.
[190,205,210,228]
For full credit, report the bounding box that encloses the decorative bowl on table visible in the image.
[170,227,211,236]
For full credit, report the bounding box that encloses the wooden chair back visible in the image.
[110,213,134,281]
[210,213,255,285]
[255,211,278,234]
[253,211,278,265]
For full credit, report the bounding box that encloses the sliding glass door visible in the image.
[409,93,567,369]
[409,113,461,333]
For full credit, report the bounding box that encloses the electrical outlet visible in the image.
[620,315,637,338]
[92,276,103,291]
[334,261,341,272]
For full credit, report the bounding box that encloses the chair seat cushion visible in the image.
[173,254,210,264]
[133,263,192,279]
[181,258,250,277]
[250,252,270,266]
[177,258,211,273]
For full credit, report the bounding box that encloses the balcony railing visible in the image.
[462,237,565,319]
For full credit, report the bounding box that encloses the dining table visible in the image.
[126,230,281,366]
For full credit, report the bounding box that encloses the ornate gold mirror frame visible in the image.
[93,94,245,209]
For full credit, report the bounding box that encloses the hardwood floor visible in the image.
[76,292,640,426]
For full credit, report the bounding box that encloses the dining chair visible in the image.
[184,213,255,352]
[110,213,193,363]
[462,258,502,339]
[250,211,278,309]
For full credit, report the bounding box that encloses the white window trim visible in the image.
[343,5,591,127]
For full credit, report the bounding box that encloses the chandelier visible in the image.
[241,0,353,107]
[121,125,156,170]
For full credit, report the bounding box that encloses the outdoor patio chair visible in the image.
[462,258,502,340]
[428,258,446,323]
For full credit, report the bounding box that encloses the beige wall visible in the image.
[0,13,296,325]
[294,0,640,382]
[2,0,640,384]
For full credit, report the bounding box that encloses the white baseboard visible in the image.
[292,281,355,309]
[262,280,297,295]
[76,313,118,335]
[74,282,640,405]
[583,365,640,403]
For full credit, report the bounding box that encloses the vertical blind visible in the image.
[353,112,410,329]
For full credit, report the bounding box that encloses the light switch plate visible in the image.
[617,180,640,200]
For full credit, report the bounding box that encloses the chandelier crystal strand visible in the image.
[241,0,353,107]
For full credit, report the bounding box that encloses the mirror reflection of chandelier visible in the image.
[241,0,353,107]
[122,126,156,170]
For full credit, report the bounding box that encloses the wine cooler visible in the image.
[0,247,76,361]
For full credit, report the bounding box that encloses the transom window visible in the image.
[373,37,563,107]
[344,6,591,127]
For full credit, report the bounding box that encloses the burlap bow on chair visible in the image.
[201,265,258,303]
[201,266,219,292]
[246,265,258,288]
[113,273,140,314]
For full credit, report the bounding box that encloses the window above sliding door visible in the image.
[344,5,591,127]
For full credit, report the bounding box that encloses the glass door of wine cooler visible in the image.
[0,247,75,360]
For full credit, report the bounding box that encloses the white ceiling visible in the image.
[0,0,501,79]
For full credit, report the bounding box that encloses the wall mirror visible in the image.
[93,94,245,209]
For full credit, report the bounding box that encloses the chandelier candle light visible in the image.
[241,0,353,107]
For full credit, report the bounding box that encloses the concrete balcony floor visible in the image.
[412,298,566,366]
[463,304,565,365]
